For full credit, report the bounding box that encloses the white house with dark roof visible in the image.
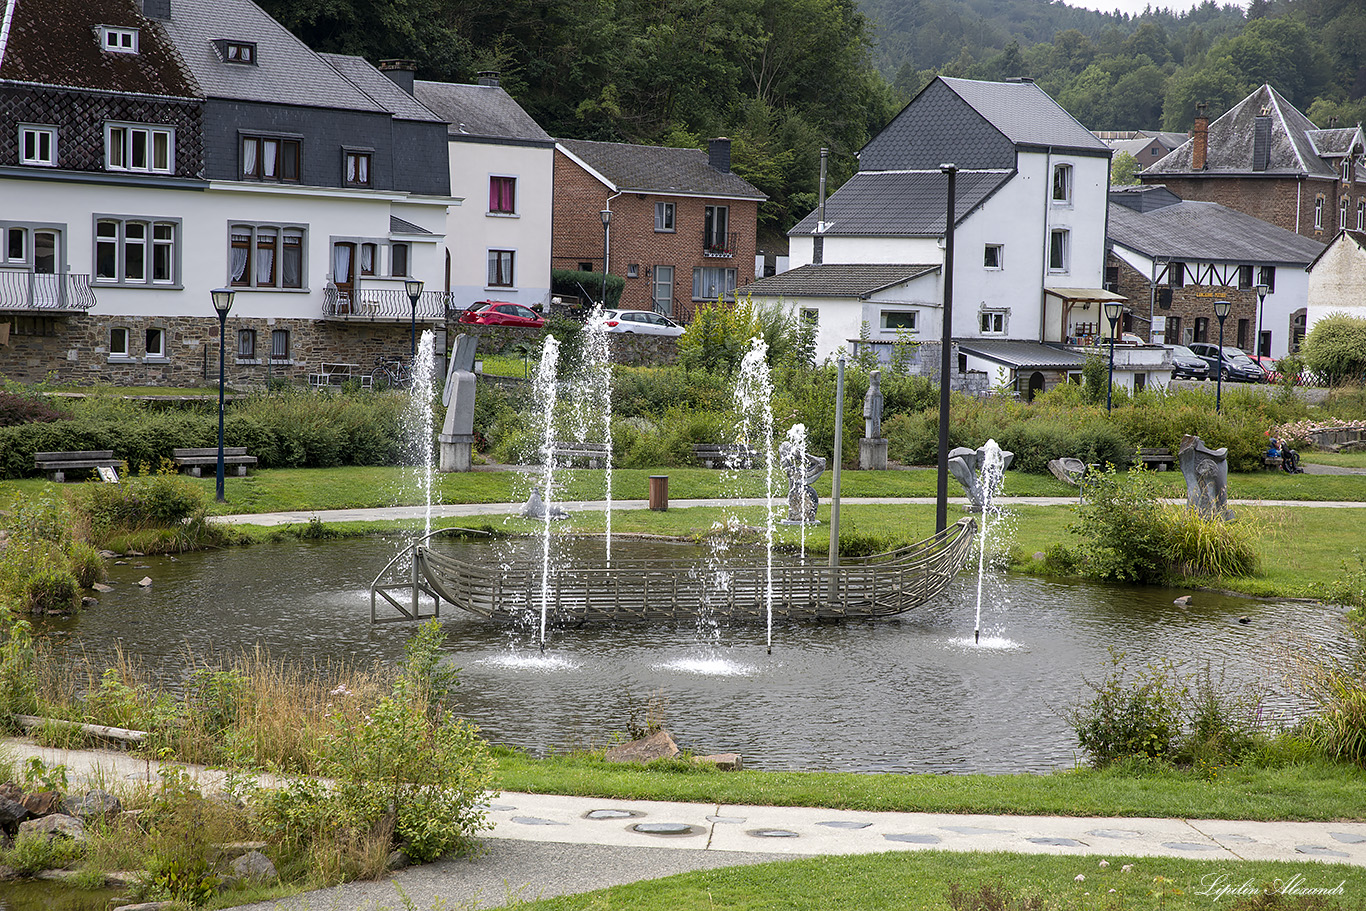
[744,76,1126,397]
[415,73,555,312]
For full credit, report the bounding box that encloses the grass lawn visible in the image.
[501,851,1366,911]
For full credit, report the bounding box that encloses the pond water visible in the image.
[37,535,1353,775]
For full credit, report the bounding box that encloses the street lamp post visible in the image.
[599,209,612,306]
[211,288,235,503]
[1254,282,1269,359]
[1104,301,1122,413]
[936,163,957,534]
[405,279,424,359]
[1214,298,1232,412]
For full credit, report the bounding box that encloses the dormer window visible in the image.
[98,26,138,54]
[214,39,258,64]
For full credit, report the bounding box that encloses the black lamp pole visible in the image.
[1254,282,1269,359]
[1104,301,1122,413]
[936,163,957,534]
[1214,298,1231,412]
[211,288,235,503]
[600,209,611,305]
[405,279,424,359]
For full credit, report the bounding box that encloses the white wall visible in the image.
[1307,239,1366,338]
[446,140,553,310]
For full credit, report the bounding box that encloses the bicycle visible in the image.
[369,355,410,389]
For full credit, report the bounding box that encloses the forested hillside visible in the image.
[258,0,1365,239]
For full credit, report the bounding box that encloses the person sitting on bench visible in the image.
[1267,438,1303,474]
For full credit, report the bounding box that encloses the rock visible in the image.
[0,794,29,828]
[21,791,62,817]
[126,551,145,557]
[694,753,743,771]
[17,813,85,843]
[137,577,153,588]
[604,730,679,764]
[1173,595,1191,605]
[1032,552,1045,561]
[92,583,114,593]
[112,903,176,911]
[64,789,121,822]
[97,551,118,559]
[0,865,17,881]
[229,850,276,883]
[1238,616,1251,624]
[0,783,21,802]
[81,597,98,608]
[210,841,267,862]
[387,849,410,872]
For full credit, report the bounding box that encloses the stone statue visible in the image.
[1047,458,1087,487]
[521,486,568,520]
[859,370,889,470]
[1178,434,1233,520]
[439,334,478,472]
[778,440,825,524]
[947,443,1014,512]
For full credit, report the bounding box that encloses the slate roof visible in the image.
[414,80,553,144]
[390,215,432,234]
[1146,84,1337,179]
[1108,194,1324,266]
[789,169,1013,237]
[158,0,384,112]
[320,54,442,123]
[939,77,1110,154]
[741,264,939,299]
[0,0,199,98]
[956,339,1089,370]
[1306,127,1365,158]
[557,138,766,199]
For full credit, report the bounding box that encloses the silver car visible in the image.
[599,309,684,337]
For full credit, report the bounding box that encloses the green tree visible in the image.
[1302,312,1366,386]
[1111,151,1141,185]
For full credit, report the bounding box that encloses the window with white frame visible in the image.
[390,242,409,277]
[1048,229,1069,272]
[881,310,918,331]
[1315,195,1325,229]
[1341,197,1350,230]
[105,124,173,174]
[229,224,305,289]
[360,243,377,276]
[94,217,178,285]
[344,149,372,188]
[144,327,166,358]
[241,135,300,182]
[271,329,291,361]
[109,327,130,358]
[983,244,1002,269]
[19,126,56,166]
[980,310,1007,334]
[1358,199,1365,232]
[691,266,736,301]
[2,225,58,273]
[1170,261,1186,287]
[1237,264,1254,290]
[237,328,256,360]
[800,308,818,326]
[1052,164,1073,204]
[489,176,516,214]
[488,249,515,287]
[655,202,675,232]
[98,26,138,53]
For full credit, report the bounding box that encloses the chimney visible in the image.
[477,71,500,87]
[1252,115,1271,171]
[379,59,416,94]
[708,137,732,174]
[814,147,828,265]
[1192,102,1209,171]
[1329,116,1339,129]
[140,0,171,18]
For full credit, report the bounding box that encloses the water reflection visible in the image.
[39,537,1353,775]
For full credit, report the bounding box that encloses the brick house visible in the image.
[552,138,765,322]
[1107,186,1323,358]
[1141,85,1366,244]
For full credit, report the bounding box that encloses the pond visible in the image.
[38,535,1353,775]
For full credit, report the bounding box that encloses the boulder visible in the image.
[64,789,121,822]
[17,813,85,843]
[605,730,679,764]
[229,849,277,883]
[693,753,743,771]
[20,791,62,817]
[0,795,29,829]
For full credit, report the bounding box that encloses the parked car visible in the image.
[1162,344,1209,380]
[458,301,544,328]
[1186,343,1265,383]
[598,309,684,337]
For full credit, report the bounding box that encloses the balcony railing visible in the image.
[322,286,454,321]
[702,231,738,258]
[0,271,97,312]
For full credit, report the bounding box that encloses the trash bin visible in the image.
[648,475,668,511]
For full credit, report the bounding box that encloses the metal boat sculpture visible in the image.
[372,517,977,625]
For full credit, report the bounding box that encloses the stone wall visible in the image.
[1144,174,1359,244]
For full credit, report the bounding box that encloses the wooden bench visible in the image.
[1263,456,1284,470]
[35,450,122,482]
[549,442,609,469]
[172,447,258,477]
[1138,447,1175,471]
[693,443,761,469]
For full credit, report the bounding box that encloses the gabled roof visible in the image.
[742,264,939,299]
[557,138,766,200]
[0,0,199,98]
[1307,229,1366,272]
[414,80,553,145]
[1146,84,1337,179]
[939,77,1110,153]
[159,0,384,112]
[789,169,1013,237]
[321,54,443,123]
[1108,194,1325,266]
[1306,127,1365,158]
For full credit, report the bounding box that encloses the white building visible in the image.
[1306,230,1366,336]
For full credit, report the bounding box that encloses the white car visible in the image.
[599,309,684,337]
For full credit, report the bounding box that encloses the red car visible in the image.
[458,301,544,328]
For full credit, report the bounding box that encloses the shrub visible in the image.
[1070,653,1185,764]
[0,390,67,427]
[0,831,85,876]
[551,268,623,309]
[67,541,108,588]
[81,471,205,534]
[1069,465,1171,584]
[1302,311,1366,386]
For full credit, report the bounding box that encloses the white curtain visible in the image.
[242,139,257,177]
[230,235,249,283]
[332,244,351,283]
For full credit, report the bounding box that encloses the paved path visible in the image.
[9,740,1365,910]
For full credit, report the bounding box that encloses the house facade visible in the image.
[415,73,554,313]
[1141,85,1366,244]
[1107,186,1323,359]
[0,0,458,387]
[552,138,765,322]
[1306,230,1366,338]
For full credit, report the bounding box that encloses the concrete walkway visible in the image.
[8,739,1365,910]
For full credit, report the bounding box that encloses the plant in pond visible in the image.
[1069,652,1186,765]
[0,830,86,876]
[623,689,669,740]
[1176,662,1268,772]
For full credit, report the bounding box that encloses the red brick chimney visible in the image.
[1192,102,1209,171]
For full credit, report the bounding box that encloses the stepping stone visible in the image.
[750,829,800,838]
[632,822,696,836]
[483,804,516,812]
[137,577,153,588]
[1331,833,1366,844]
[942,825,1013,835]
[1088,829,1143,839]
[511,816,566,826]
[1211,834,1256,844]
[884,833,940,844]
[585,809,637,820]
[707,815,746,824]
[1297,845,1350,858]
[817,821,871,829]
[92,583,113,593]
[1162,842,1221,851]
[1028,837,1081,847]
